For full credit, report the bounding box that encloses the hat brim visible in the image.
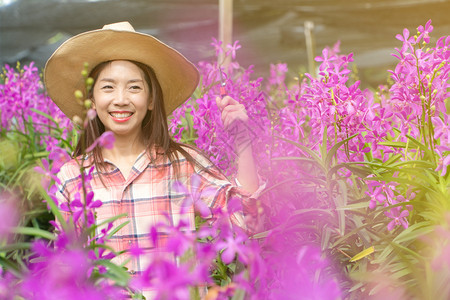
[45,28,199,120]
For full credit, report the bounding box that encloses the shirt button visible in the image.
[129,270,136,275]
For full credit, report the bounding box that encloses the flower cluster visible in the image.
[20,238,124,299]
[381,21,449,155]
[170,39,270,177]
[364,20,449,230]
[129,191,265,299]
[176,20,449,232]
[0,62,73,152]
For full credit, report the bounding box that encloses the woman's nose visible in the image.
[113,90,130,105]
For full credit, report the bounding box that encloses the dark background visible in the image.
[1,0,449,88]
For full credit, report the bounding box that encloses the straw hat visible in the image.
[44,21,199,119]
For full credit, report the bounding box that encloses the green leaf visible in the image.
[12,227,55,240]
[389,160,434,169]
[405,134,434,159]
[189,286,201,300]
[378,141,407,148]
[107,221,131,239]
[87,242,118,255]
[320,125,328,162]
[192,77,203,98]
[348,282,364,293]
[258,177,326,198]
[373,222,433,264]
[349,246,374,262]
[321,225,332,251]
[231,269,248,300]
[366,176,435,194]
[336,202,370,211]
[393,221,434,244]
[90,213,128,233]
[38,185,67,232]
[290,208,335,219]
[391,266,414,280]
[331,222,373,248]
[24,151,50,160]
[382,153,403,166]
[250,230,270,239]
[231,287,246,300]
[325,133,359,168]
[95,259,130,286]
[0,257,22,277]
[335,180,348,235]
[7,160,35,187]
[328,162,371,179]
[274,135,324,169]
[0,242,31,252]
[30,108,59,125]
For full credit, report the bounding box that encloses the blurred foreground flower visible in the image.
[21,240,125,300]
[0,191,20,241]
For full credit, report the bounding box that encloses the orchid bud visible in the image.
[74,90,83,100]
[86,77,94,87]
[87,108,97,120]
[81,69,88,78]
[431,105,436,114]
[72,115,83,126]
[84,99,92,109]
[420,95,426,101]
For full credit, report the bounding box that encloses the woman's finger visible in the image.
[221,106,247,125]
[216,96,239,111]
[223,113,248,130]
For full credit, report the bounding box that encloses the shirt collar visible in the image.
[101,149,150,174]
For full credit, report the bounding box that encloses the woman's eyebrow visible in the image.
[98,78,143,83]
[128,79,144,83]
[99,78,115,83]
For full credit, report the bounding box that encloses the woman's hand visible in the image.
[215,96,248,129]
[215,96,251,149]
[216,96,259,193]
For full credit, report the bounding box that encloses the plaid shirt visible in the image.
[56,147,258,279]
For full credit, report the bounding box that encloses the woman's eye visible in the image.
[130,85,142,90]
[101,85,113,90]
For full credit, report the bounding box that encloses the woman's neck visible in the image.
[101,133,146,179]
[102,133,146,162]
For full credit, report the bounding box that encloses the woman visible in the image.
[45,22,262,296]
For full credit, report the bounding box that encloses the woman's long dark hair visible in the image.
[74,60,221,179]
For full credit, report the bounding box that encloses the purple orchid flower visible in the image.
[34,158,61,190]
[417,19,434,44]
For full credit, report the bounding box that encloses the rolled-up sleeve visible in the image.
[185,148,264,232]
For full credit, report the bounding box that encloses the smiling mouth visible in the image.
[109,112,133,118]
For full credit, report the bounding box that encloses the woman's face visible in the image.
[92,60,151,139]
